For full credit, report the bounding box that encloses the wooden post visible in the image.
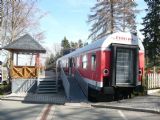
[35,53,40,77]
[10,51,14,68]
[35,53,40,66]
[16,53,18,66]
[9,51,14,80]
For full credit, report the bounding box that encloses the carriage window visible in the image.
[91,54,96,70]
[77,57,80,68]
[82,55,87,69]
[72,58,75,67]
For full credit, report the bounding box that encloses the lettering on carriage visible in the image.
[116,36,131,41]
[112,36,135,42]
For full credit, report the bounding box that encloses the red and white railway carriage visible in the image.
[57,32,144,99]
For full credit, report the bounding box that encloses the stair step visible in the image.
[39,84,57,87]
[39,80,56,82]
[38,79,56,82]
[37,90,57,93]
[39,82,56,84]
[37,79,59,94]
[38,87,57,90]
[39,83,56,86]
[37,89,57,92]
[38,87,57,89]
[39,81,56,82]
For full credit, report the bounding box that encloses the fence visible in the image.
[147,73,160,89]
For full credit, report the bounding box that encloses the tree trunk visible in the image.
[110,0,114,33]
[123,2,126,32]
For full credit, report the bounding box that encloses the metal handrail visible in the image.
[15,79,36,93]
[60,67,70,100]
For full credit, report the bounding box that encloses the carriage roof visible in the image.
[58,32,144,60]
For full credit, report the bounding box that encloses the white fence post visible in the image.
[147,73,160,89]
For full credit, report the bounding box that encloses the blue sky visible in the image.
[38,0,147,46]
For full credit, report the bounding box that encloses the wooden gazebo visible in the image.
[3,34,46,79]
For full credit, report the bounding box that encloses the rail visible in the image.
[11,66,38,79]
[148,73,160,89]
[14,79,36,93]
[60,68,70,100]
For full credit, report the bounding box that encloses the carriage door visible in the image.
[69,58,73,76]
[111,44,139,86]
[116,48,134,85]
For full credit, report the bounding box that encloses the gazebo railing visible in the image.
[11,66,38,79]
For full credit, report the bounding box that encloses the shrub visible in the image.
[0,84,11,95]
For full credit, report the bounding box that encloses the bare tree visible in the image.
[0,0,46,84]
[0,0,3,27]
[88,0,138,41]
[0,0,45,46]
[116,1,138,33]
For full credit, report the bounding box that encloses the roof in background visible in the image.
[3,34,46,53]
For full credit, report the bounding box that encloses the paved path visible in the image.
[0,100,45,120]
[1,100,160,120]
[52,105,160,120]
[92,95,160,114]
[1,92,66,104]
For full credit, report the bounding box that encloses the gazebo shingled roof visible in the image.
[3,34,46,53]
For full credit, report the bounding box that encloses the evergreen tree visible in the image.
[78,39,83,48]
[48,54,54,64]
[70,41,77,50]
[45,52,62,69]
[74,42,78,48]
[141,0,160,66]
[61,36,70,49]
[88,0,138,40]
[61,36,70,55]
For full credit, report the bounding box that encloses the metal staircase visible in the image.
[37,78,58,94]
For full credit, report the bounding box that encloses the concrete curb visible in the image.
[0,96,24,101]
[92,104,160,114]
[22,100,65,105]
[0,97,24,102]
[0,97,65,105]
